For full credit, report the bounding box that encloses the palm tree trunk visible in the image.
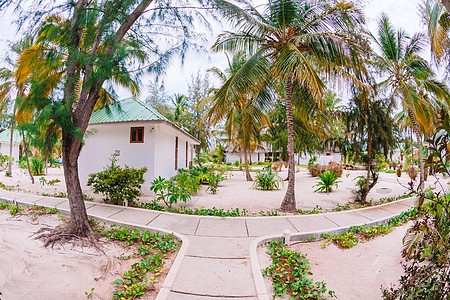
[280,76,296,212]
[366,129,372,193]
[7,113,15,177]
[244,148,253,181]
[196,145,202,167]
[239,146,243,171]
[22,131,34,184]
[408,108,425,191]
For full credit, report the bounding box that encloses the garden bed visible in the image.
[0,205,180,299]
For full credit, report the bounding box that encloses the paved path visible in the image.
[0,190,416,300]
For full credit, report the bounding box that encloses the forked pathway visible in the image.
[0,190,416,300]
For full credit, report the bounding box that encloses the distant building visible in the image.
[78,98,200,190]
[0,129,22,162]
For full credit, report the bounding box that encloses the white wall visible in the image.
[153,124,195,179]
[225,152,263,164]
[295,152,341,165]
[0,142,20,163]
[79,121,197,192]
[79,122,155,189]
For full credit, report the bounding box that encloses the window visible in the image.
[130,127,144,143]
[175,137,179,170]
[186,141,188,168]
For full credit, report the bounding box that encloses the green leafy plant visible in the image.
[48,179,61,185]
[253,168,281,190]
[150,176,190,208]
[87,156,147,206]
[97,225,180,300]
[263,240,335,299]
[314,171,341,193]
[30,157,45,175]
[84,288,95,298]
[39,177,47,186]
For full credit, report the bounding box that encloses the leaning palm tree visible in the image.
[213,0,369,211]
[370,14,450,190]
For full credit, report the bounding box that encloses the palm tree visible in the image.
[213,0,369,211]
[172,93,188,122]
[421,0,450,70]
[207,52,270,181]
[370,14,450,190]
[0,36,36,180]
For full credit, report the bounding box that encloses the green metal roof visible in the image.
[89,98,170,124]
[89,98,200,143]
[0,129,23,144]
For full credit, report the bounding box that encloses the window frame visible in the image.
[130,127,144,143]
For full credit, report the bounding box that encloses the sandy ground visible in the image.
[259,223,410,300]
[0,211,176,300]
[0,166,448,213]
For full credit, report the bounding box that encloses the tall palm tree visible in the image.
[207,52,270,181]
[213,0,369,211]
[370,14,450,190]
[0,36,35,179]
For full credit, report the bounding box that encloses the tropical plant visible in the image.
[0,0,238,240]
[314,171,341,193]
[253,168,281,191]
[150,176,191,208]
[370,14,450,191]
[343,91,395,202]
[213,0,369,211]
[206,52,270,181]
[87,156,147,206]
[30,156,45,176]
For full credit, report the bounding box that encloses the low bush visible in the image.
[0,154,9,169]
[308,161,343,178]
[314,171,341,193]
[263,240,335,299]
[253,168,281,190]
[30,157,45,175]
[150,176,191,208]
[87,156,147,206]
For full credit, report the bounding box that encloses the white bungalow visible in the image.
[78,98,200,190]
[0,129,22,162]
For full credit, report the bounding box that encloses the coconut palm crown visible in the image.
[370,14,450,190]
[212,0,370,211]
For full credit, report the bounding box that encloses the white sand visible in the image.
[259,224,410,300]
[0,166,448,213]
[0,211,176,299]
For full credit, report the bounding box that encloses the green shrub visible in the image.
[205,171,225,194]
[0,154,9,168]
[150,176,190,208]
[233,160,239,167]
[263,240,335,299]
[87,156,147,206]
[314,171,341,193]
[174,172,201,194]
[308,155,318,166]
[253,168,281,190]
[30,157,45,175]
[19,156,27,169]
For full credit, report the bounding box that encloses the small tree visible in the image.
[87,156,147,206]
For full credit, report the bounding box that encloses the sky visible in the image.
[161,0,428,98]
[0,0,428,101]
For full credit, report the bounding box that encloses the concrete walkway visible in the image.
[0,190,416,300]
